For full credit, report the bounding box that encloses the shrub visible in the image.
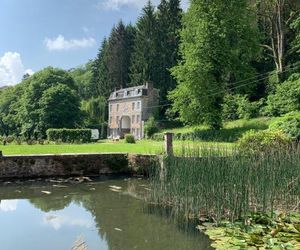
[264,73,300,116]
[222,94,262,121]
[269,112,300,141]
[238,130,291,154]
[144,117,159,138]
[124,134,135,144]
[5,136,15,144]
[47,129,91,143]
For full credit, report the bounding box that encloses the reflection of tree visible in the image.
[81,180,212,250]
[1,180,212,249]
[29,196,72,212]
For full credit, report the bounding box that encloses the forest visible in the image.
[0,0,300,140]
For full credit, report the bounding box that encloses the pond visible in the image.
[0,177,211,250]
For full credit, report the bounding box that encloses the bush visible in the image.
[238,130,291,154]
[263,73,300,116]
[47,129,91,143]
[124,134,135,144]
[222,94,262,121]
[5,136,15,144]
[269,112,300,141]
[144,117,159,138]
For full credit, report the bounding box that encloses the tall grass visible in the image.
[148,144,300,223]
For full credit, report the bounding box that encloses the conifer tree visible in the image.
[107,21,135,89]
[130,1,159,86]
[92,38,110,98]
[156,0,182,107]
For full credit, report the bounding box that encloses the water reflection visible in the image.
[0,199,18,212]
[0,179,211,250]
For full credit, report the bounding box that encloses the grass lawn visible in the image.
[0,118,272,155]
[0,140,233,156]
[159,117,275,142]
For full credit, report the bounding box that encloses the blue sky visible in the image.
[0,0,188,87]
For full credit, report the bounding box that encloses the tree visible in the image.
[106,21,135,89]
[257,0,300,80]
[130,1,159,86]
[20,67,77,138]
[92,38,110,98]
[69,61,94,100]
[38,84,81,133]
[156,0,182,114]
[170,0,259,129]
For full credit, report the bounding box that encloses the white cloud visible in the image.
[45,35,96,51]
[43,214,93,230]
[0,52,34,87]
[99,0,189,11]
[0,200,18,212]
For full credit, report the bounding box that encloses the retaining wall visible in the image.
[0,152,158,179]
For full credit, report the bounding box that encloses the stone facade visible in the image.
[108,82,159,139]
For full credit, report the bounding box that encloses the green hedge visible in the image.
[47,129,91,143]
[152,128,263,143]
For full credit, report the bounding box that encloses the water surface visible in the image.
[0,178,211,250]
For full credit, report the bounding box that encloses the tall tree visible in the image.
[130,1,159,86]
[257,0,300,80]
[92,38,110,98]
[170,0,260,129]
[107,21,135,89]
[156,0,182,105]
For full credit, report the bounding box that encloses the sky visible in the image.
[0,0,189,87]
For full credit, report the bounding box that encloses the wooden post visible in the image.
[0,151,2,157]
[164,132,173,156]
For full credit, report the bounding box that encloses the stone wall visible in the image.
[0,152,158,179]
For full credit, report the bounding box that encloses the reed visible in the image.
[148,144,300,223]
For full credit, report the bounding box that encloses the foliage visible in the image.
[155,0,182,114]
[124,134,136,144]
[264,73,300,116]
[47,129,91,143]
[38,84,82,136]
[170,0,259,129]
[200,213,300,249]
[144,117,159,138]
[152,118,270,142]
[81,96,107,127]
[269,112,300,140]
[222,94,263,121]
[130,1,159,85]
[238,130,291,154]
[69,61,94,100]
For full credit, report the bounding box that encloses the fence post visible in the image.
[164,132,174,156]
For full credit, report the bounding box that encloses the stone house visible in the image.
[108,82,159,140]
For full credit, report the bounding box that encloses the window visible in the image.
[132,115,135,124]
[116,116,119,125]
[109,105,112,112]
[116,104,119,111]
[136,128,140,137]
[132,102,135,111]
[109,117,112,124]
[136,115,140,123]
[137,101,141,110]
[132,128,135,135]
